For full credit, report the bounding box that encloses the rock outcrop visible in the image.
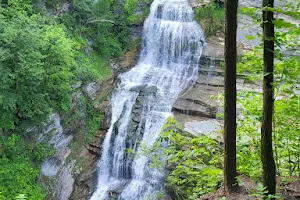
[69,36,142,200]
[40,0,299,199]
[173,63,261,141]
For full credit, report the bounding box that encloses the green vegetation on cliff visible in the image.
[0,134,55,199]
[0,0,142,198]
[0,0,141,131]
[194,1,224,36]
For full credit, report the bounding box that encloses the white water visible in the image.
[90,0,204,199]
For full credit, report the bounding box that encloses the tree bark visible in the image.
[261,0,276,196]
[224,0,238,193]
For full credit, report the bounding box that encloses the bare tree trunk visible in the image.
[261,0,276,196]
[224,0,238,193]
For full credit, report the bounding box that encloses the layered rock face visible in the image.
[40,0,299,199]
[173,61,262,140]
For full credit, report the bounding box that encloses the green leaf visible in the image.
[273,19,295,29]
[246,35,256,40]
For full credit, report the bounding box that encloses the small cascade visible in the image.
[90,0,205,199]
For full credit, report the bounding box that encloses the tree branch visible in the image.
[85,19,115,25]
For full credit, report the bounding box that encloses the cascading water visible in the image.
[90,0,205,199]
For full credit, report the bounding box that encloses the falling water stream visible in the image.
[90,0,204,199]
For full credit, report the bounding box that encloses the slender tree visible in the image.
[224,0,239,193]
[261,0,276,196]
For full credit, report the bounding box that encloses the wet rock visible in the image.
[128,25,144,38]
[87,130,106,156]
[142,85,159,93]
[136,95,146,104]
[131,112,141,124]
[110,43,140,77]
[109,182,127,194]
[71,167,97,200]
[37,113,75,200]
[129,85,146,92]
[197,74,225,86]
[129,84,159,93]
[110,60,129,76]
[71,133,103,200]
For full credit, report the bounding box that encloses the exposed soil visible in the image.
[279,177,300,200]
[199,176,300,200]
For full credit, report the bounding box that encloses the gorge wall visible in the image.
[39,0,299,199]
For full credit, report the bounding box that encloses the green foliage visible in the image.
[145,191,167,200]
[123,0,152,24]
[0,0,123,131]
[194,2,224,36]
[250,183,281,199]
[41,25,76,112]
[236,1,300,180]
[236,92,262,180]
[1,0,33,15]
[0,6,78,129]
[15,194,28,200]
[0,11,51,130]
[0,134,54,199]
[0,0,136,198]
[273,97,300,176]
[34,142,56,162]
[124,0,138,23]
[216,90,300,181]
[85,108,104,144]
[160,118,223,199]
[59,0,132,57]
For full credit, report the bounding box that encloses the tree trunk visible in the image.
[261,0,276,196]
[224,0,238,193]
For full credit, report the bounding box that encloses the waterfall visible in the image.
[90,0,204,199]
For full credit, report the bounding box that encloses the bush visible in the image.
[194,2,225,36]
[159,118,223,199]
[0,134,55,199]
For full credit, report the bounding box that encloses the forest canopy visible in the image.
[0,0,139,131]
[0,0,139,198]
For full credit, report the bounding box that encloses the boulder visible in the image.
[129,84,159,93]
